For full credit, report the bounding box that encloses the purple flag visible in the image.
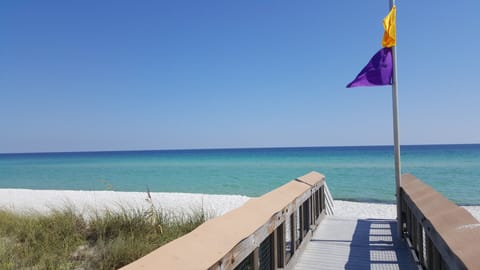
[347,47,393,88]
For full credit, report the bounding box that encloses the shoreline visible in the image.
[1,188,479,221]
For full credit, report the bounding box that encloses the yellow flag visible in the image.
[382,6,396,47]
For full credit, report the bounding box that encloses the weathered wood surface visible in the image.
[294,216,419,270]
[401,174,480,270]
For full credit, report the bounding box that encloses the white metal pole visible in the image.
[389,0,402,238]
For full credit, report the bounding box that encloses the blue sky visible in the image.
[1,0,479,153]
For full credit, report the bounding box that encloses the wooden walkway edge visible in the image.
[294,216,420,270]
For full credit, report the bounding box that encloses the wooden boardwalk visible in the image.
[294,216,420,270]
[122,173,479,270]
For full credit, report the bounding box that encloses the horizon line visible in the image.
[1,142,479,155]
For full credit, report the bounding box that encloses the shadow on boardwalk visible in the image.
[294,217,419,270]
[345,219,415,269]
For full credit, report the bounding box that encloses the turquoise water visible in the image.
[0,145,479,205]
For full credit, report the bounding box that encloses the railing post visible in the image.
[272,229,278,269]
[298,206,303,242]
[290,213,296,258]
[320,187,325,212]
[311,193,315,222]
[275,222,285,268]
[412,215,417,249]
[252,248,260,270]
[418,225,424,265]
[426,235,433,269]
[415,220,421,258]
[400,190,405,234]
[303,199,310,236]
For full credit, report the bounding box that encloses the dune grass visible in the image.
[0,206,206,269]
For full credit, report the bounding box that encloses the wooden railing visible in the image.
[122,171,330,270]
[400,174,480,270]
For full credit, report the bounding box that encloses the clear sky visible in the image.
[1,0,479,153]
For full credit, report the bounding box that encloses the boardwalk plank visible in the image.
[294,216,419,270]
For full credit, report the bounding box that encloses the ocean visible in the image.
[0,144,479,205]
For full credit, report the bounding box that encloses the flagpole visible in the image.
[389,0,402,239]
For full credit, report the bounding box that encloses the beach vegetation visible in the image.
[0,206,206,269]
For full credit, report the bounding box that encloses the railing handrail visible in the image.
[122,171,328,270]
[400,174,480,270]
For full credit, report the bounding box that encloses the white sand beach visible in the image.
[0,189,479,221]
[0,189,250,218]
[333,200,480,221]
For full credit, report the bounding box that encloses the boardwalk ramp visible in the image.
[294,216,419,270]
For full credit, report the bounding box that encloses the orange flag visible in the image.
[382,6,396,47]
